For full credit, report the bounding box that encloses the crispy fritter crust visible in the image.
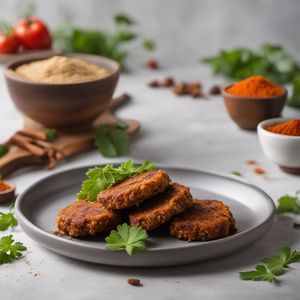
[169,200,236,242]
[129,182,193,230]
[97,170,170,210]
[56,200,122,237]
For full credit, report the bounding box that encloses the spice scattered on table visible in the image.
[127,278,142,286]
[226,75,285,98]
[209,85,221,95]
[246,160,268,178]
[265,119,300,136]
[145,58,159,70]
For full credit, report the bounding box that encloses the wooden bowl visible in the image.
[0,181,16,203]
[222,86,287,130]
[4,53,120,131]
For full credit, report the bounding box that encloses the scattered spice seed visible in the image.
[148,80,160,88]
[209,85,221,95]
[172,82,187,96]
[246,160,256,165]
[293,223,300,229]
[253,167,266,175]
[127,278,141,286]
[161,76,175,87]
[145,59,159,70]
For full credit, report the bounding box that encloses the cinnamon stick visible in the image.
[108,93,131,112]
[17,129,47,141]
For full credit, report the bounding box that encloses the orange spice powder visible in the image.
[265,119,300,136]
[0,182,10,192]
[226,75,284,97]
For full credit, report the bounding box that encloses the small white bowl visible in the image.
[257,117,300,174]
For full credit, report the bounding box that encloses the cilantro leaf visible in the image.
[0,234,26,265]
[261,246,300,275]
[142,39,156,51]
[0,144,8,158]
[105,223,148,255]
[240,246,300,282]
[45,129,58,142]
[240,265,276,282]
[230,171,242,176]
[0,205,18,231]
[94,126,129,157]
[114,14,135,26]
[77,160,157,201]
[288,75,300,108]
[277,194,300,214]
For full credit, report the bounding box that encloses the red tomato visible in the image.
[0,33,20,54]
[14,17,52,50]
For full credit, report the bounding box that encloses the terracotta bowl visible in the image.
[222,86,287,130]
[4,53,120,131]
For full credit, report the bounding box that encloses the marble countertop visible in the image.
[0,65,300,300]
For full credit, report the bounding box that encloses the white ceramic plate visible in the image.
[15,165,275,267]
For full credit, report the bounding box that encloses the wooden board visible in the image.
[0,95,140,178]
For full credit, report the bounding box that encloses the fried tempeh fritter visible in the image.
[97,170,170,210]
[169,200,236,242]
[129,182,193,231]
[56,200,122,237]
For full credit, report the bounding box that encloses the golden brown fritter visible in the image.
[129,182,193,231]
[56,200,122,237]
[97,170,170,210]
[169,200,236,242]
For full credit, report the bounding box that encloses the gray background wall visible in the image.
[0,0,299,66]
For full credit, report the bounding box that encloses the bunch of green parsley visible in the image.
[54,13,155,68]
[0,204,26,265]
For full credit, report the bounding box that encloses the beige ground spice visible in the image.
[15,56,110,84]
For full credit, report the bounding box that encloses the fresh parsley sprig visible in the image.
[240,246,300,282]
[277,192,300,214]
[0,203,18,231]
[77,160,157,201]
[105,223,148,255]
[0,234,27,265]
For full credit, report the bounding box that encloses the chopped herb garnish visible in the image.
[240,246,300,282]
[0,203,18,231]
[77,160,156,201]
[105,223,148,255]
[142,39,156,51]
[45,129,58,142]
[230,171,242,177]
[0,144,8,158]
[0,234,27,265]
[94,126,129,157]
[114,14,135,26]
[277,193,300,214]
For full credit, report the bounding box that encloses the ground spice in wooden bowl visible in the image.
[226,75,284,98]
[15,56,110,84]
[265,119,300,136]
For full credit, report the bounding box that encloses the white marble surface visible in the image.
[1,64,300,299]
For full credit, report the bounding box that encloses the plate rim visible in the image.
[15,164,276,253]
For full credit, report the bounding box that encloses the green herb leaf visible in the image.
[0,205,18,231]
[0,235,26,265]
[277,194,300,214]
[45,129,58,142]
[230,171,242,176]
[114,14,135,26]
[116,118,129,130]
[105,223,148,255]
[288,75,300,108]
[142,39,156,51]
[261,247,300,275]
[240,265,276,282]
[77,160,156,201]
[202,43,300,85]
[0,144,8,158]
[240,246,300,282]
[94,126,129,157]
[114,31,137,43]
